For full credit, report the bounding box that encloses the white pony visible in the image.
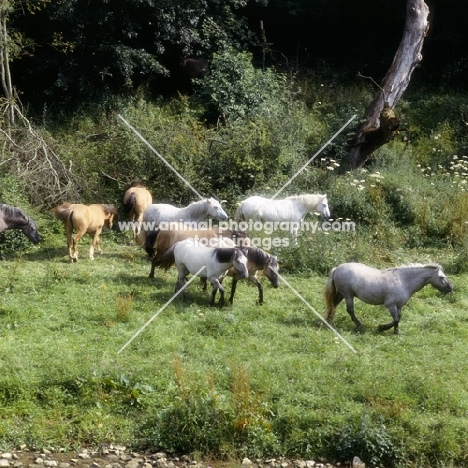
[158,238,249,307]
[136,197,228,246]
[235,194,330,238]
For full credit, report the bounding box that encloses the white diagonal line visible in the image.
[275,271,357,353]
[118,114,204,200]
[117,266,206,354]
[271,114,357,200]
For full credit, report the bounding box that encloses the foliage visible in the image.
[9,0,258,106]
[2,57,468,468]
[194,49,287,122]
[0,241,467,467]
[333,414,403,467]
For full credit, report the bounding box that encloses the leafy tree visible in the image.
[9,0,259,107]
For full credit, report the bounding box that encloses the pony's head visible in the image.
[102,204,118,230]
[430,265,453,294]
[207,198,228,220]
[21,214,41,244]
[264,255,280,288]
[232,248,249,279]
[316,195,330,219]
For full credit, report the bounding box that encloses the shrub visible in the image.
[333,414,404,468]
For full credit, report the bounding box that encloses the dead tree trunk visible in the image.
[347,0,430,169]
[0,5,15,131]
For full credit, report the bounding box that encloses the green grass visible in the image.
[0,235,467,467]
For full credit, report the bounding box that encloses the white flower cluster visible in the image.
[417,155,468,191]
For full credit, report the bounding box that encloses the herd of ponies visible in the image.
[0,180,453,334]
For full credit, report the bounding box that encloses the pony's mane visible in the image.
[101,204,117,215]
[183,199,214,217]
[0,203,28,221]
[285,194,325,202]
[129,180,146,188]
[388,262,442,271]
[213,247,238,263]
[246,246,270,265]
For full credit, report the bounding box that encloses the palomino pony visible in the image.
[157,238,248,307]
[136,197,228,246]
[52,203,117,262]
[325,262,453,334]
[123,181,152,237]
[235,194,330,238]
[220,246,280,305]
[0,204,41,259]
[147,227,250,277]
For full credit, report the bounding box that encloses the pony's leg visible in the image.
[135,213,143,237]
[71,232,84,262]
[378,305,401,334]
[148,254,161,278]
[209,279,225,307]
[228,278,238,304]
[345,297,363,328]
[249,276,264,305]
[90,228,103,260]
[291,225,299,245]
[65,223,76,262]
[95,227,104,254]
[175,266,190,301]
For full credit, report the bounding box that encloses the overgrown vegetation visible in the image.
[1,52,468,467]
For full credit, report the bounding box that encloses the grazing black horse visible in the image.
[0,203,41,259]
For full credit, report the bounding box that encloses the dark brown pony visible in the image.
[0,204,41,259]
[52,203,117,262]
[221,246,280,305]
[147,227,250,278]
[123,181,152,238]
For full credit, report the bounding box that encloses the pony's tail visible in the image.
[144,229,160,257]
[324,267,338,322]
[124,192,136,213]
[52,203,73,222]
[156,244,176,271]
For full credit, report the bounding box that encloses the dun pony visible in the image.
[53,203,117,262]
[123,180,152,238]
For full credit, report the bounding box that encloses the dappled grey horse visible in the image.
[325,262,453,334]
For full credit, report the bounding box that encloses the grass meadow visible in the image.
[1,227,467,468]
[1,73,468,467]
